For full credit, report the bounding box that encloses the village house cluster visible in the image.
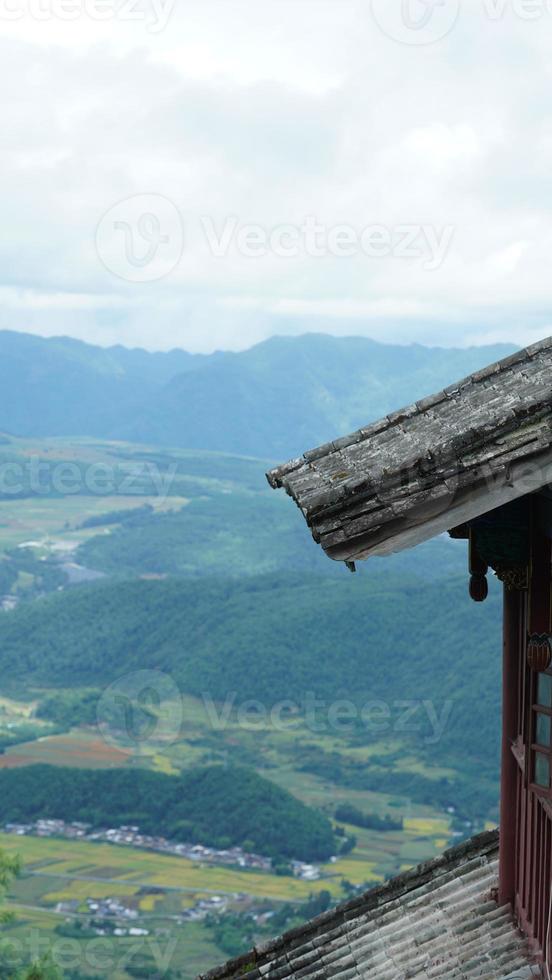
[55,895,150,937]
[55,891,238,936]
[3,819,321,879]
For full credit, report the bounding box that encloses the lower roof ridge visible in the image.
[198,829,499,980]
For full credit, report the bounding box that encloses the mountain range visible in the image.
[0,330,515,459]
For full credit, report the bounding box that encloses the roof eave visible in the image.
[314,442,552,562]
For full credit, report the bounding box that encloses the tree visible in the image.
[0,849,62,980]
[17,955,63,980]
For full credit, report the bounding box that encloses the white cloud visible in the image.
[484,241,531,276]
[1,1,552,351]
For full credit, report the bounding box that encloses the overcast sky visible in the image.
[2,0,552,352]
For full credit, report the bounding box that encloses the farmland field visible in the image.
[0,903,221,980]
[0,732,133,770]
[0,831,347,980]
[0,690,458,884]
[0,431,499,978]
[0,780,461,980]
[0,434,270,560]
[0,835,345,902]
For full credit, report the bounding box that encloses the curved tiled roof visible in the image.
[267,337,552,563]
[200,830,536,980]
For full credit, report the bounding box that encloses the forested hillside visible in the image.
[0,337,512,883]
[0,337,511,980]
[77,494,333,578]
[0,331,514,457]
[75,492,466,581]
[0,764,335,861]
[0,572,502,777]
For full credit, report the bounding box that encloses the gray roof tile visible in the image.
[266,338,552,562]
[199,831,534,980]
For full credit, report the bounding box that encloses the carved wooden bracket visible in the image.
[469,528,488,602]
[495,564,529,591]
[527,634,552,672]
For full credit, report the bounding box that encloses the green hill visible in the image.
[114,334,515,458]
[0,572,501,777]
[75,491,466,581]
[0,764,335,861]
[0,330,514,458]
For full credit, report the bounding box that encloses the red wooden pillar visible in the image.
[499,583,520,906]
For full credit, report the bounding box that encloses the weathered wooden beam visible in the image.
[499,584,521,906]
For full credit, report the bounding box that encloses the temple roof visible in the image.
[267,336,552,563]
[199,830,536,980]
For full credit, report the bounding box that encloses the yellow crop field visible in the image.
[396,757,458,782]
[404,816,449,837]
[0,695,36,719]
[5,904,60,930]
[149,752,179,775]
[323,858,384,884]
[41,881,139,903]
[0,834,343,903]
[138,894,157,911]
